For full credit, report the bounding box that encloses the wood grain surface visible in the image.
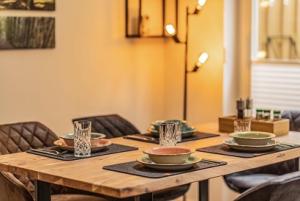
[0,123,299,198]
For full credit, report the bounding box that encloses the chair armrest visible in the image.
[0,172,33,201]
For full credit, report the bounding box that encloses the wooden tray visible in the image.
[219,116,289,136]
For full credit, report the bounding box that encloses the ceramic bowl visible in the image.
[229,131,275,146]
[151,120,190,131]
[150,120,195,137]
[148,127,196,138]
[61,132,106,146]
[143,147,192,164]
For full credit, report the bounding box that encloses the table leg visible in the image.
[134,193,154,201]
[199,180,209,201]
[35,180,51,201]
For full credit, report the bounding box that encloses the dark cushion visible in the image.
[235,171,300,201]
[224,159,299,193]
[72,114,140,138]
[282,110,300,131]
[225,173,277,192]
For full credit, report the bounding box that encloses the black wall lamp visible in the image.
[165,0,209,120]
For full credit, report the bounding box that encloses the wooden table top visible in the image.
[0,123,300,198]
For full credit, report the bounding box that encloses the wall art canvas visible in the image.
[0,0,55,11]
[0,17,55,49]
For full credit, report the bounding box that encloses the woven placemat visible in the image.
[124,132,219,144]
[27,144,138,161]
[197,143,300,158]
[103,159,227,178]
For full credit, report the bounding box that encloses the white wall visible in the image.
[0,0,167,134]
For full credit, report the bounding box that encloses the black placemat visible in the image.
[103,159,227,178]
[27,144,138,161]
[124,132,219,144]
[197,143,300,158]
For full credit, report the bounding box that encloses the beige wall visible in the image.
[0,0,166,134]
[164,0,224,125]
[0,0,225,134]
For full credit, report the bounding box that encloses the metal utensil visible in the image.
[31,149,68,156]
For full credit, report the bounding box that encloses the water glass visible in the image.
[74,120,91,157]
[159,122,181,146]
[234,118,251,132]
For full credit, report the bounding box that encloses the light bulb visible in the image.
[198,0,207,7]
[197,52,209,65]
[165,24,176,36]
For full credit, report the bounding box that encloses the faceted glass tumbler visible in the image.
[234,118,251,132]
[159,122,181,146]
[74,120,91,158]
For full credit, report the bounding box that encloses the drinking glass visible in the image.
[74,120,91,157]
[159,122,181,146]
[234,118,251,132]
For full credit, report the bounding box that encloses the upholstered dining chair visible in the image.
[72,114,141,138]
[72,114,191,201]
[0,121,107,201]
[235,171,300,201]
[224,110,300,193]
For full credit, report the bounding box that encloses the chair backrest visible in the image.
[282,110,300,131]
[72,114,141,138]
[235,171,300,201]
[0,121,59,199]
[0,121,59,155]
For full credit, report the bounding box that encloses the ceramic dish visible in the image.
[143,147,192,164]
[61,132,106,146]
[54,138,112,152]
[229,131,275,146]
[148,127,196,138]
[224,139,278,152]
[151,120,190,130]
[137,155,200,171]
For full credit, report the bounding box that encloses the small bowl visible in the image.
[61,132,106,146]
[143,147,192,164]
[230,131,275,146]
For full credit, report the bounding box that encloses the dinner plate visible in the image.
[54,138,112,152]
[224,139,278,152]
[62,132,106,140]
[137,155,201,171]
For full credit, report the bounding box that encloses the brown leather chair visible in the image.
[235,171,300,201]
[0,121,106,201]
[72,114,191,201]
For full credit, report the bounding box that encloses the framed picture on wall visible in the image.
[0,16,55,49]
[0,0,55,11]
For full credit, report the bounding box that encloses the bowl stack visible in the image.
[225,131,277,152]
[149,120,196,138]
[138,147,200,171]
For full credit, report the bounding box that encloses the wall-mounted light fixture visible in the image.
[165,0,208,120]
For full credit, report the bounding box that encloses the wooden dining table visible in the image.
[0,123,300,201]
